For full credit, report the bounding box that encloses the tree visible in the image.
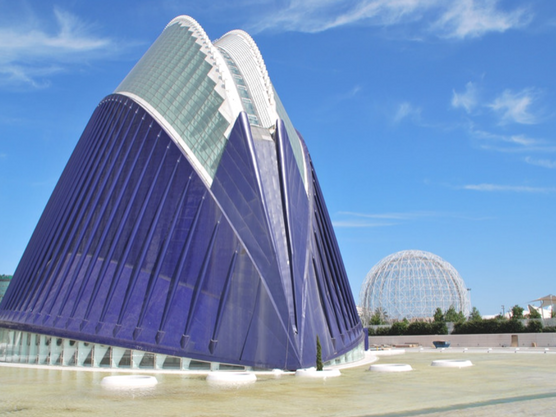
[433,307,444,323]
[445,306,461,322]
[510,305,524,320]
[528,308,541,319]
[369,307,388,325]
[316,336,323,371]
[469,307,482,321]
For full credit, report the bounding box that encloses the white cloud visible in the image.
[394,101,422,123]
[339,210,437,220]
[433,0,531,39]
[488,88,539,125]
[463,183,556,193]
[335,210,488,223]
[452,82,479,113]
[469,128,556,153]
[473,129,541,146]
[249,0,531,39]
[332,220,396,228]
[0,8,112,88]
[525,157,556,169]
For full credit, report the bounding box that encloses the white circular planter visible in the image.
[295,367,341,378]
[369,364,413,373]
[101,375,158,388]
[206,372,257,386]
[431,359,473,368]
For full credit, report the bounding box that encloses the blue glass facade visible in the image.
[0,18,362,371]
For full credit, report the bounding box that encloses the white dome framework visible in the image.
[360,250,471,322]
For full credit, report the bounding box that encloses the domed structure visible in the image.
[360,250,470,322]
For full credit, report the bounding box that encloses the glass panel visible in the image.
[49,338,63,365]
[115,23,230,179]
[189,360,210,370]
[219,363,245,371]
[62,339,77,366]
[77,342,93,367]
[139,352,155,369]
[132,350,145,369]
[162,356,181,369]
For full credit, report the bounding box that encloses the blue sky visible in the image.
[1,0,554,316]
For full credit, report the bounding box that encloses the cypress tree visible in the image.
[316,335,323,371]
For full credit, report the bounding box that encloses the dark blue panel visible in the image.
[274,120,310,332]
[211,113,291,331]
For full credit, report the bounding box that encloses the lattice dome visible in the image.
[359,250,471,322]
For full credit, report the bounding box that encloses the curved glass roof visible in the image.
[115,16,307,190]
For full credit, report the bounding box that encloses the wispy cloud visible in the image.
[432,0,531,39]
[488,88,540,125]
[332,220,397,228]
[525,157,556,169]
[394,101,422,123]
[471,129,556,153]
[472,129,544,147]
[462,183,556,193]
[249,0,531,39]
[339,211,437,220]
[0,8,113,88]
[344,85,362,99]
[333,210,489,227]
[452,82,479,114]
[452,83,553,155]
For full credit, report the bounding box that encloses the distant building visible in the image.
[0,275,12,303]
[0,16,362,371]
[360,250,471,322]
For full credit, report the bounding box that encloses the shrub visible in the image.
[432,322,448,334]
[367,325,395,336]
[452,318,519,334]
[503,319,525,333]
[405,321,447,335]
[526,320,543,333]
[389,321,408,335]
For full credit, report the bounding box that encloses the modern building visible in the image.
[0,16,363,371]
[360,250,471,322]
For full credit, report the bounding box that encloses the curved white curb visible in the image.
[206,371,257,385]
[101,375,158,388]
[295,367,341,378]
[369,363,413,373]
[431,359,473,368]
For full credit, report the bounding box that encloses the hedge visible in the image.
[368,321,447,336]
[368,319,555,336]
